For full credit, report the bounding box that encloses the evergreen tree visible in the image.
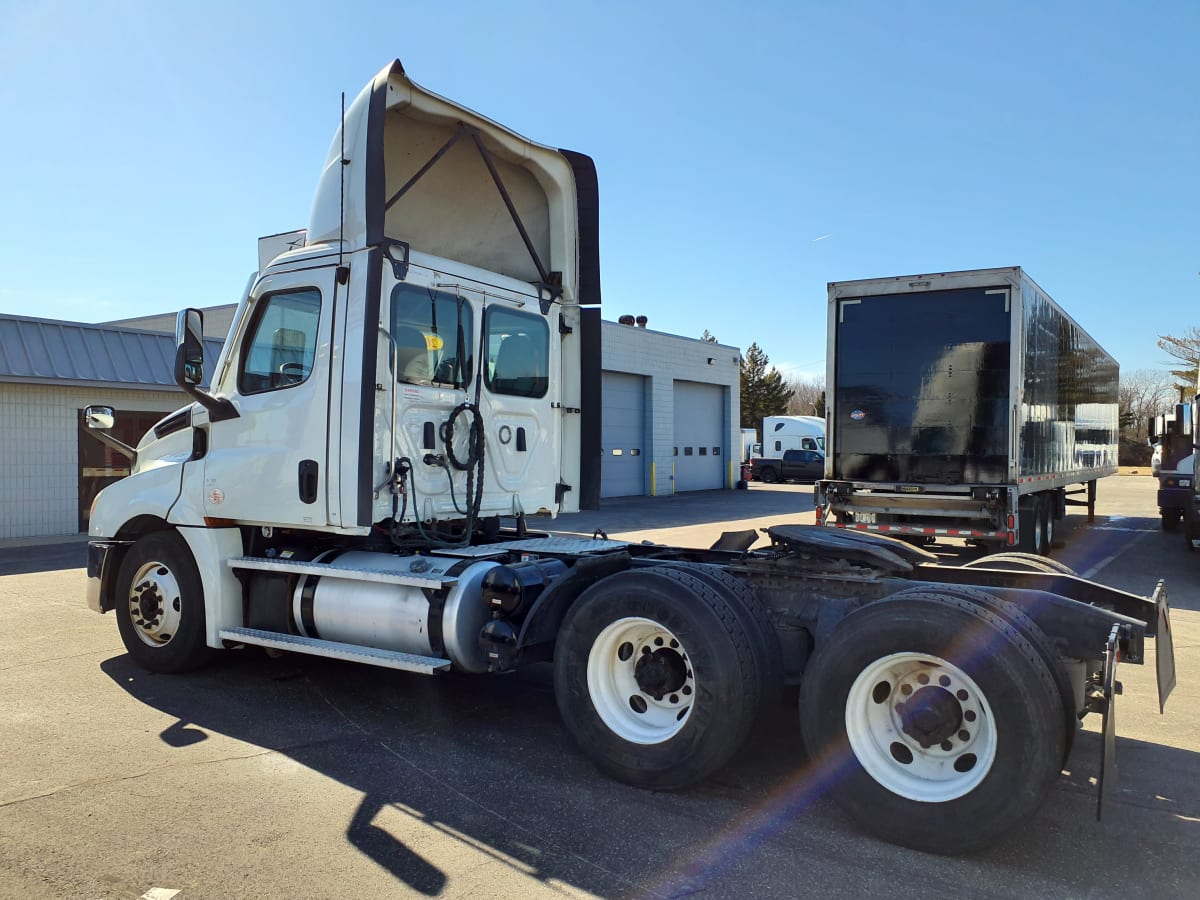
[740,343,793,429]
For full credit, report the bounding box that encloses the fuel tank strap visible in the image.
[228,556,457,588]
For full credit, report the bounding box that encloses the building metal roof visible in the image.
[0,313,223,391]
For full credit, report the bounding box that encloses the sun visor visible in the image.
[308,61,595,306]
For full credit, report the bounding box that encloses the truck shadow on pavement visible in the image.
[0,540,87,576]
[100,644,1200,898]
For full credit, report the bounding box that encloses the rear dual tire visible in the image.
[798,591,1066,855]
[554,568,764,790]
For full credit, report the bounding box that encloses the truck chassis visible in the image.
[88,518,1174,855]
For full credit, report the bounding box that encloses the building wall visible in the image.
[601,322,741,495]
[0,383,184,539]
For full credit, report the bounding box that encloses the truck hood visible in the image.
[307,60,599,308]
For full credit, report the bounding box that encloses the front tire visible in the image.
[799,592,1065,854]
[554,568,762,790]
[114,531,213,674]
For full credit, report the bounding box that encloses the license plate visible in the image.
[854,512,876,524]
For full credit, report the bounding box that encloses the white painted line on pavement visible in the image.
[139,889,180,900]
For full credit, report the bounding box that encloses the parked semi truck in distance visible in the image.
[82,64,1173,856]
[1148,405,1194,532]
[816,268,1119,555]
[756,415,825,458]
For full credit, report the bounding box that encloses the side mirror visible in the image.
[174,308,205,387]
[84,405,115,430]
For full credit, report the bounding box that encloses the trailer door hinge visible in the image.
[552,403,581,413]
[558,313,573,335]
[555,482,572,503]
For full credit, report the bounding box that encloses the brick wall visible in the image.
[0,383,185,539]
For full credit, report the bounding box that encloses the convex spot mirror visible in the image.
[174,308,205,387]
[84,405,114,430]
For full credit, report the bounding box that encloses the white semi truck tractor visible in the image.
[84,60,1175,855]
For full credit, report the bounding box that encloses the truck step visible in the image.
[219,627,451,674]
[227,556,456,588]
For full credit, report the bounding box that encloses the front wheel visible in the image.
[114,531,213,673]
[554,568,762,790]
[799,592,1065,854]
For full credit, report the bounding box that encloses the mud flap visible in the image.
[1153,581,1177,713]
[1097,624,1120,821]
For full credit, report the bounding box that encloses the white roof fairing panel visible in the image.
[307,61,589,305]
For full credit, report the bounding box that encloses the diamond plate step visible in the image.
[219,627,451,674]
[227,556,456,588]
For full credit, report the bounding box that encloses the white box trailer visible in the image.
[816,267,1118,553]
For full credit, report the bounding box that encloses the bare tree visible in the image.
[1119,369,1175,441]
[786,375,825,417]
[1156,327,1200,391]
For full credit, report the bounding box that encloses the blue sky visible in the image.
[0,1,1195,381]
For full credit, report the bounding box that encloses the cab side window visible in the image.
[485,307,549,398]
[390,283,473,388]
[239,289,321,394]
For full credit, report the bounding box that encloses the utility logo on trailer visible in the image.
[850,409,866,421]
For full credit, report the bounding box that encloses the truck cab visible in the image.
[1148,404,1193,532]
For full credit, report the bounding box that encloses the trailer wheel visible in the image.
[798,592,1065,854]
[1040,501,1055,552]
[114,530,213,674]
[962,552,1078,577]
[1162,509,1182,532]
[554,568,760,790]
[758,468,778,484]
[1017,498,1046,555]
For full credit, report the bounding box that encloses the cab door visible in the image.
[479,303,559,513]
[202,265,337,527]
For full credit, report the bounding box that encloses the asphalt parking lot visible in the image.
[1,475,1197,899]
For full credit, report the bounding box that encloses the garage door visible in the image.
[673,380,725,491]
[601,371,646,498]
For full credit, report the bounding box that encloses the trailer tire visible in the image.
[1040,501,1055,552]
[114,530,214,674]
[798,591,1065,854]
[554,568,761,790]
[1162,509,1182,532]
[1017,498,1046,555]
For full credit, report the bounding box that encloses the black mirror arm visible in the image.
[173,347,239,422]
[86,430,137,464]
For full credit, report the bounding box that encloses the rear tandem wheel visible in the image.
[798,591,1066,854]
[553,567,764,790]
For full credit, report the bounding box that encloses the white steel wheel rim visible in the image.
[126,560,183,648]
[586,616,694,744]
[845,652,997,802]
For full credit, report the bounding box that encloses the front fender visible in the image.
[89,461,184,538]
